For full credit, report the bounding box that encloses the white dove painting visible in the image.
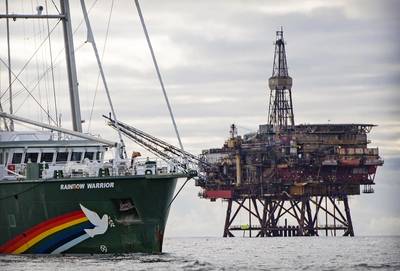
[79,204,109,237]
[50,205,110,254]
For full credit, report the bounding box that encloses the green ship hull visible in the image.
[0,175,181,254]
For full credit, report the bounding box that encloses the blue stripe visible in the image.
[32,221,94,253]
[51,234,90,254]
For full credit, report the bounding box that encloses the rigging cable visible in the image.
[5,64,55,105]
[161,174,197,224]
[32,0,44,124]
[4,0,98,102]
[167,177,193,210]
[134,0,185,151]
[5,0,14,130]
[41,12,51,126]
[38,3,51,126]
[50,0,60,14]
[0,20,61,100]
[7,42,86,110]
[0,58,57,125]
[20,0,98,83]
[87,0,115,133]
[80,0,126,158]
[45,0,59,126]
[0,64,9,130]
[0,0,96,102]
[0,0,98,125]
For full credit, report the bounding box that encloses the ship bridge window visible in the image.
[24,153,39,163]
[12,153,23,164]
[41,152,54,163]
[56,152,69,163]
[71,152,82,162]
[84,152,94,161]
[96,151,103,162]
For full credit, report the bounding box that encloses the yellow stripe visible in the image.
[13,217,89,254]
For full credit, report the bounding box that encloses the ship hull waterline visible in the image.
[0,174,182,254]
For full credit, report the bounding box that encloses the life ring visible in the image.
[145,169,153,175]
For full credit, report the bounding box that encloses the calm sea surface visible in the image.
[1,236,399,270]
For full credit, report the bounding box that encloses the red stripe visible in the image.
[0,210,85,253]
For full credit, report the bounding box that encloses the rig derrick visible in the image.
[196,29,383,238]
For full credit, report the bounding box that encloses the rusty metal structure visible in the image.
[196,30,383,237]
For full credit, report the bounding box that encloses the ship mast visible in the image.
[60,0,82,132]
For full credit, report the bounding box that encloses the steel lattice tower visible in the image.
[268,29,294,130]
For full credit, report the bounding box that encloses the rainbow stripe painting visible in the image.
[0,205,106,254]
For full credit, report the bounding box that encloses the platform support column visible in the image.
[223,199,233,237]
[305,199,315,236]
[260,199,267,237]
[343,196,354,236]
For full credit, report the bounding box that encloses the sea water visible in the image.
[1,236,399,270]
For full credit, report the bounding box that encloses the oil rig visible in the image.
[195,30,384,237]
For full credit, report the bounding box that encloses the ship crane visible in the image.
[103,115,209,175]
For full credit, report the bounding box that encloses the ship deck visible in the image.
[0,173,191,185]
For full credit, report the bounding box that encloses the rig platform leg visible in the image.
[343,196,354,236]
[223,199,234,237]
[221,196,356,238]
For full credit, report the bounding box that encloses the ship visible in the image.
[0,0,191,254]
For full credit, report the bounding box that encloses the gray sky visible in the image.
[0,0,399,236]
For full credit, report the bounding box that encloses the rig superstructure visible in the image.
[196,30,383,237]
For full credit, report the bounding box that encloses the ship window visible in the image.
[0,151,3,165]
[12,153,23,164]
[84,152,94,160]
[96,152,102,161]
[71,152,82,162]
[41,152,54,163]
[56,152,68,162]
[24,153,39,163]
